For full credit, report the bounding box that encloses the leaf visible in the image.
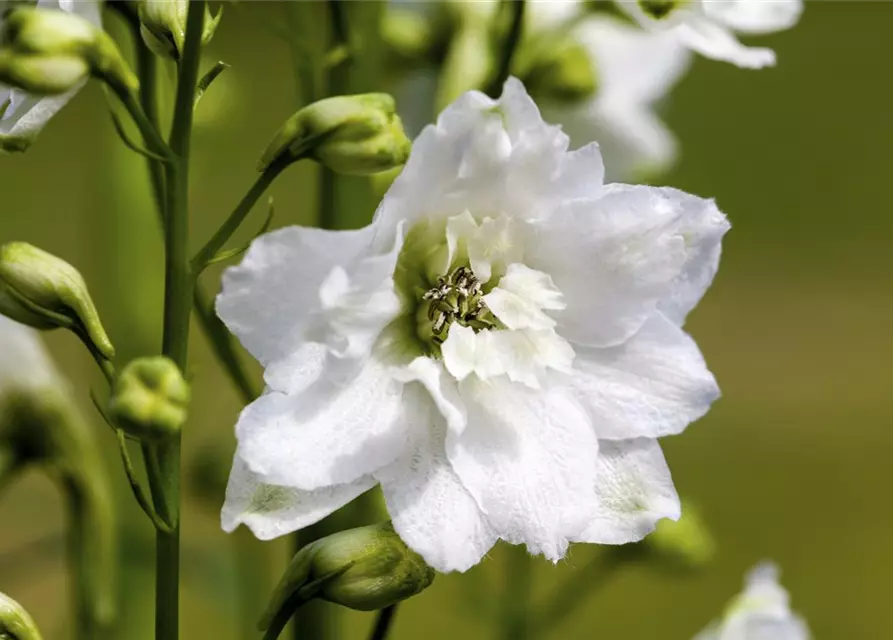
[194,61,231,111]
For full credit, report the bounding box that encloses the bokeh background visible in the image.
[1,1,891,638]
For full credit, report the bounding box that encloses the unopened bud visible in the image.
[138,0,221,61]
[645,501,716,570]
[0,592,43,640]
[109,357,189,442]
[261,522,434,633]
[0,8,137,95]
[522,40,597,104]
[0,242,114,361]
[259,94,411,176]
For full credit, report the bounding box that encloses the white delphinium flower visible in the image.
[621,0,803,69]
[218,79,728,572]
[538,14,692,181]
[0,0,102,152]
[0,314,59,393]
[695,562,811,640]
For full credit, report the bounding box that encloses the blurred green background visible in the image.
[1,1,891,638]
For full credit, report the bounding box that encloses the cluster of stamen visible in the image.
[422,266,496,343]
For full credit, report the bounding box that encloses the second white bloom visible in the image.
[218,79,729,572]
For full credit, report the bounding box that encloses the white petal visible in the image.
[574,438,680,545]
[0,316,59,389]
[571,313,719,440]
[222,455,374,539]
[447,377,598,561]
[440,324,478,382]
[237,357,406,490]
[375,384,497,573]
[391,356,467,436]
[703,0,803,35]
[263,342,328,395]
[673,18,777,69]
[216,224,377,365]
[526,184,728,347]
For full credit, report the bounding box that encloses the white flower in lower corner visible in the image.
[0,0,102,153]
[539,14,692,181]
[620,0,803,69]
[695,562,811,640]
[217,78,728,573]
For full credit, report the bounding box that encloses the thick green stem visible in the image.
[153,3,205,640]
[368,605,397,640]
[501,545,531,640]
[486,0,527,97]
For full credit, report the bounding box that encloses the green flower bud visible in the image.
[0,7,137,95]
[522,40,598,104]
[259,93,412,176]
[645,502,716,570]
[638,0,683,21]
[0,242,114,361]
[261,523,434,633]
[0,591,43,640]
[138,0,221,61]
[108,357,189,442]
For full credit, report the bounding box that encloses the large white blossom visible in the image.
[621,0,803,69]
[218,79,728,572]
[0,0,102,153]
[540,13,692,181]
[695,562,811,640]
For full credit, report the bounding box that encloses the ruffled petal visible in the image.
[574,438,680,545]
[222,455,374,539]
[526,184,728,347]
[673,18,777,69]
[571,313,719,440]
[216,224,377,364]
[376,384,497,573]
[447,377,598,561]
[702,0,803,35]
[237,357,406,490]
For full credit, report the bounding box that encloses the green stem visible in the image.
[486,0,527,97]
[191,158,288,271]
[501,545,531,640]
[135,44,167,224]
[368,605,397,640]
[153,3,205,639]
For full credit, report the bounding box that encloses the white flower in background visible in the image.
[621,0,803,69]
[0,0,102,153]
[218,79,728,572]
[695,562,811,640]
[0,314,58,395]
[539,14,692,181]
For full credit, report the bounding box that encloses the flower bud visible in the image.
[645,501,716,570]
[0,242,114,360]
[261,522,434,632]
[521,40,597,104]
[258,94,412,176]
[0,7,137,95]
[138,0,221,61]
[0,591,43,640]
[108,357,189,442]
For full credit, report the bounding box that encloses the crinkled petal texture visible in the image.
[620,0,803,69]
[218,79,727,574]
[694,562,812,640]
[0,0,101,152]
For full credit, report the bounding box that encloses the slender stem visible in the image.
[153,3,205,639]
[533,548,634,633]
[190,158,288,271]
[135,44,167,224]
[368,606,397,640]
[486,0,526,97]
[501,545,531,640]
[118,89,173,161]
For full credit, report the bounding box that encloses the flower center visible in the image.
[419,266,499,345]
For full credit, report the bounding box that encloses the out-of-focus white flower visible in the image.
[620,0,803,69]
[538,14,692,181]
[218,79,728,573]
[0,314,58,393]
[0,0,102,152]
[695,562,811,640]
